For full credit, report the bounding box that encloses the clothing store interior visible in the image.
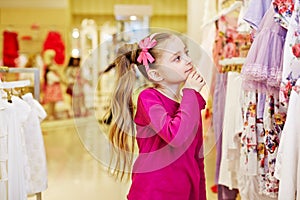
[0,0,299,199]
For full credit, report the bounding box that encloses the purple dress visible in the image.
[243,0,273,30]
[212,72,227,184]
[127,88,206,200]
[241,5,287,93]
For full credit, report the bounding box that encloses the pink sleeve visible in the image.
[197,141,207,199]
[135,88,206,147]
[193,115,206,199]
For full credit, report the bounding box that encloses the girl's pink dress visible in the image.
[127,88,207,200]
[43,71,63,104]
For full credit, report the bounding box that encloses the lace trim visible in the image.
[242,80,280,94]
[241,64,269,81]
[242,64,282,85]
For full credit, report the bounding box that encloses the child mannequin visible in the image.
[105,32,207,199]
[42,49,63,120]
[65,57,87,117]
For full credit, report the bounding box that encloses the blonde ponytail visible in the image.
[106,33,173,180]
[107,43,139,180]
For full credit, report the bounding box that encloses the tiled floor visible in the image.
[31,116,218,200]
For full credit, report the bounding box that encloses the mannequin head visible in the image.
[43,49,56,66]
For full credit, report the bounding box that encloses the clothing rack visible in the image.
[0,67,42,200]
[0,66,40,101]
[0,80,30,88]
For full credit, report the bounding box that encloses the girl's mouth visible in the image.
[185,68,193,73]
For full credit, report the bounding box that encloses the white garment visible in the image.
[237,0,251,33]
[0,96,31,200]
[218,72,243,189]
[275,79,300,200]
[81,59,94,109]
[276,1,300,197]
[238,175,277,200]
[0,98,9,200]
[22,93,48,194]
[281,0,300,91]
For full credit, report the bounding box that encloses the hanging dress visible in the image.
[22,93,48,195]
[241,5,287,94]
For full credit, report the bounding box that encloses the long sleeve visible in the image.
[195,132,206,200]
[34,99,47,121]
[22,94,48,194]
[135,88,206,147]
[130,88,207,200]
[199,157,206,200]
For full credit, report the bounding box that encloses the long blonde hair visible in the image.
[106,32,173,180]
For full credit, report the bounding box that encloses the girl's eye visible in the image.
[185,50,189,56]
[174,56,181,62]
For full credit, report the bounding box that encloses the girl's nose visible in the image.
[184,54,192,64]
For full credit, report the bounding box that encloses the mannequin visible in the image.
[42,49,64,120]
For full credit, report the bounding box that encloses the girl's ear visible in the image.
[147,69,164,82]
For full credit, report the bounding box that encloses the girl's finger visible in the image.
[191,71,197,78]
[195,74,201,80]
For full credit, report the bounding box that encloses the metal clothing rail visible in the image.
[0,80,31,88]
[0,66,40,101]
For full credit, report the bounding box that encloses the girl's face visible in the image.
[155,36,193,84]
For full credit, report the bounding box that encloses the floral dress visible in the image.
[240,4,291,198]
[260,93,286,198]
[280,0,300,104]
[273,0,295,29]
[240,90,286,198]
[274,2,300,198]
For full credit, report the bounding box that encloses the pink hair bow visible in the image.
[137,37,157,71]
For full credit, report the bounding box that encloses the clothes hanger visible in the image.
[201,1,243,29]
[0,80,30,103]
[15,87,27,99]
[5,89,13,103]
[0,66,9,73]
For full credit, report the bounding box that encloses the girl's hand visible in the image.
[183,70,206,92]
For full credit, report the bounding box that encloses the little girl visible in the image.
[106,32,207,200]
